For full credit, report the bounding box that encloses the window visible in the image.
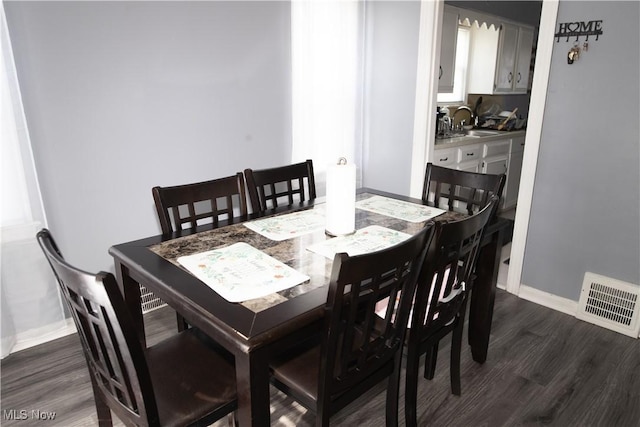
[291,1,364,194]
[437,26,470,104]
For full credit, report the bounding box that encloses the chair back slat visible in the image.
[153,172,247,234]
[319,224,435,399]
[422,163,505,215]
[244,159,316,214]
[36,229,158,426]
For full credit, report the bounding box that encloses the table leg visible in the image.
[468,225,505,363]
[114,260,145,348]
[235,347,271,426]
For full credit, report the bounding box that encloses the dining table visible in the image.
[109,188,509,426]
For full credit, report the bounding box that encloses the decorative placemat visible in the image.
[307,225,411,260]
[355,195,446,223]
[244,208,326,241]
[177,242,310,303]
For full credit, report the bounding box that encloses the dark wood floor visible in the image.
[2,289,639,426]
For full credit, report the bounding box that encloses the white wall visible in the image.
[5,1,292,272]
[521,1,640,298]
[362,0,422,195]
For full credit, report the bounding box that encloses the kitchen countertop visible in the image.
[435,129,526,149]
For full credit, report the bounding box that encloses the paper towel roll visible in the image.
[325,158,356,236]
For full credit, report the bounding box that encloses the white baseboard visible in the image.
[10,319,77,354]
[2,285,580,356]
[517,283,578,317]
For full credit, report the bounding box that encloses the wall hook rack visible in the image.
[555,20,603,43]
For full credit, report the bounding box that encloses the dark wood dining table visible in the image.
[109,188,509,426]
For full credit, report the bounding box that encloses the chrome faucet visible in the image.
[452,106,474,130]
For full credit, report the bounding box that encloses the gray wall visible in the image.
[362,1,421,195]
[522,1,640,298]
[5,1,292,272]
[8,0,638,303]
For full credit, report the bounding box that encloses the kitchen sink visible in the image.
[435,128,505,145]
[464,129,502,137]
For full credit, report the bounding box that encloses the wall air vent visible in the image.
[576,272,640,338]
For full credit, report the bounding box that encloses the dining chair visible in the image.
[36,229,237,427]
[402,196,499,427]
[152,172,248,234]
[422,162,505,215]
[269,223,436,427]
[152,173,248,331]
[244,159,316,214]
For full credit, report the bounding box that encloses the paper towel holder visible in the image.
[325,157,356,237]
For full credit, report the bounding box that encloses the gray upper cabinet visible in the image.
[438,5,459,93]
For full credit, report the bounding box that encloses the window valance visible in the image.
[457,9,501,30]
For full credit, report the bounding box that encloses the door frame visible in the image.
[410,0,560,296]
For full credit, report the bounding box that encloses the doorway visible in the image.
[411,0,558,296]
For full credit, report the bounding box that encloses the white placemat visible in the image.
[307,225,412,260]
[355,195,446,223]
[177,242,310,303]
[244,208,326,241]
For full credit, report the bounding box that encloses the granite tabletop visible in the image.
[148,192,459,313]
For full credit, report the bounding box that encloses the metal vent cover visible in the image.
[140,285,167,313]
[577,272,640,338]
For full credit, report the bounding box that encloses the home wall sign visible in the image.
[555,20,603,42]
[555,20,603,65]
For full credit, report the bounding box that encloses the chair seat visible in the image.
[37,229,237,427]
[271,344,321,407]
[271,340,394,413]
[146,329,237,427]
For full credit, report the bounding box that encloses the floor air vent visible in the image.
[140,285,167,313]
[577,272,640,338]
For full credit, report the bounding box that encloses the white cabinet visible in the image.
[514,27,534,92]
[494,23,519,92]
[456,160,481,173]
[456,144,482,210]
[482,140,510,158]
[468,22,534,94]
[481,139,508,207]
[503,136,525,209]
[456,144,482,173]
[481,139,509,202]
[457,143,481,164]
[439,6,459,93]
[481,155,508,176]
[433,131,526,210]
[433,147,456,167]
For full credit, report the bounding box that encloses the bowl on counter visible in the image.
[514,118,527,130]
